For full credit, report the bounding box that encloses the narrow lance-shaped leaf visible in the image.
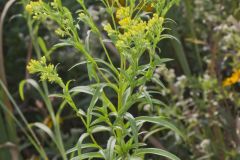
[105,136,116,160]
[135,148,181,160]
[135,116,185,139]
[87,86,103,127]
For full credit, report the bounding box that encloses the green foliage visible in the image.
[2,0,240,159]
[13,0,183,159]
[151,6,240,159]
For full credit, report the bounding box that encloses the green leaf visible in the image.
[37,37,48,57]
[29,122,56,143]
[154,55,173,66]
[76,126,111,156]
[106,136,116,160]
[94,58,119,76]
[76,133,89,156]
[99,68,118,83]
[70,85,95,95]
[90,125,111,133]
[142,89,153,109]
[19,79,42,100]
[135,148,180,160]
[47,41,72,57]
[143,128,163,142]
[69,58,119,76]
[70,84,117,113]
[135,116,184,139]
[85,30,92,52]
[68,60,89,71]
[66,143,99,155]
[71,152,103,160]
[122,87,131,108]
[87,86,103,126]
[151,98,168,107]
[87,62,98,81]
[125,113,139,146]
[90,116,107,126]
[119,93,144,115]
[151,77,166,89]
[64,81,84,114]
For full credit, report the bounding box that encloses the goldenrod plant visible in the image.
[1,0,184,159]
[1,0,240,159]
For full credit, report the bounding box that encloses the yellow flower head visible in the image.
[27,56,63,84]
[119,17,131,27]
[223,78,234,87]
[116,7,130,20]
[25,4,33,13]
[27,56,46,74]
[147,14,164,30]
[25,0,43,15]
[223,69,240,87]
[103,23,117,37]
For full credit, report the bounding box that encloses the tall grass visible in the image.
[0,0,17,159]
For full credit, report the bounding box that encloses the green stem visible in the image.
[99,36,114,66]
[27,15,67,160]
[117,54,125,111]
[116,53,128,158]
[62,85,103,151]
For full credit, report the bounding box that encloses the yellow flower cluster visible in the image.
[116,7,132,28]
[25,4,33,13]
[223,70,240,87]
[104,7,164,51]
[25,0,43,14]
[118,17,131,27]
[27,57,63,84]
[147,14,164,30]
[103,6,167,65]
[116,19,147,48]
[116,7,130,20]
[27,56,47,74]
[103,23,117,37]
[55,28,66,37]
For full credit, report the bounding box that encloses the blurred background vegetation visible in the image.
[1,0,240,159]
